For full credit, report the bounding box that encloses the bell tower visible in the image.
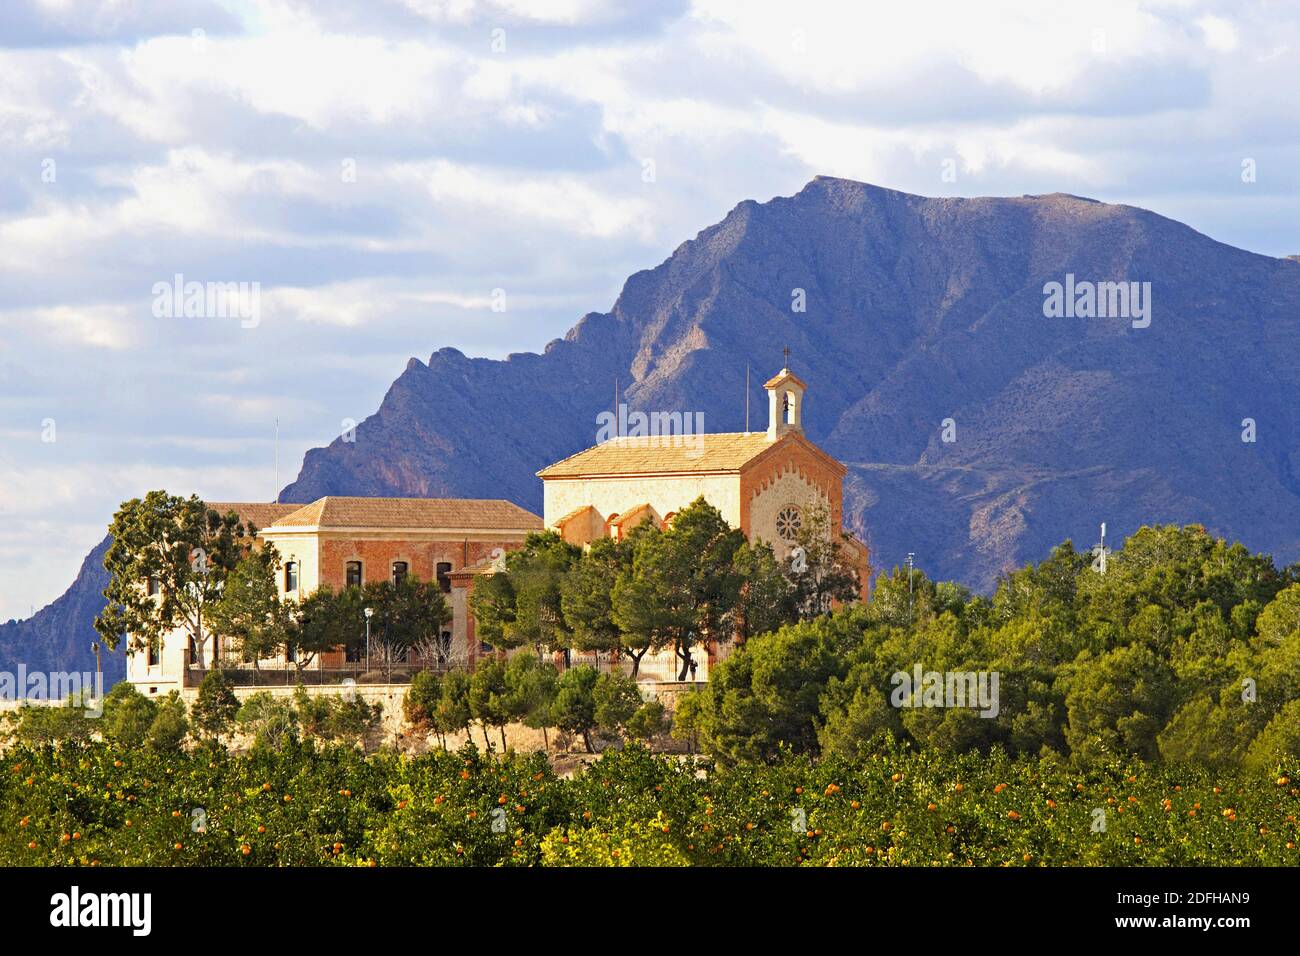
[764,353,807,441]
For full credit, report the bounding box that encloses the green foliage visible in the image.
[782,501,861,618]
[237,693,299,752]
[404,671,442,732]
[612,498,748,680]
[593,671,642,736]
[285,584,363,674]
[147,692,189,752]
[670,691,705,754]
[96,491,262,666]
[5,739,1291,867]
[208,550,288,668]
[468,658,513,751]
[7,696,94,746]
[560,535,630,656]
[101,682,157,748]
[552,665,599,753]
[436,669,473,743]
[293,687,381,749]
[361,576,452,678]
[696,524,1300,771]
[625,700,668,741]
[474,497,860,681]
[505,654,559,749]
[191,670,239,743]
[471,532,579,653]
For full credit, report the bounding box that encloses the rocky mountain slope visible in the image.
[8,177,1299,678]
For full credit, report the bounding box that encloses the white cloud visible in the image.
[1197,14,1240,53]
[3,0,1300,622]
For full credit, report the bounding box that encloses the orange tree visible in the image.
[2,739,1296,867]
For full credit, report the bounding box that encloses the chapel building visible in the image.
[538,366,870,597]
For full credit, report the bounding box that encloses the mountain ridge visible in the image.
[6,177,1299,677]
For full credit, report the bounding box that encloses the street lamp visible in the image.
[364,607,373,675]
[90,641,102,704]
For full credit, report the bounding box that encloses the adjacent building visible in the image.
[126,498,541,695]
[126,365,869,694]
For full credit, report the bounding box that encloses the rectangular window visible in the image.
[146,575,160,596]
[391,561,408,586]
[345,560,362,587]
[284,561,299,592]
[148,638,160,667]
[436,561,452,593]
[187,636,197,665]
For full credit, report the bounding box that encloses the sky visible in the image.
[1,0,1298,622]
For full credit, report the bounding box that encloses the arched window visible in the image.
[284,561,299,592]
[391,561,408,586]
[784,390,797,425]
[345,561,362,587]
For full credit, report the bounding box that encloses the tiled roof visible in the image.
[554,505,599,527]
[764,367,807,390]
[207,502,302,532]
[262,496,543,531]
[537,432,776,478]
[610,503,654,525]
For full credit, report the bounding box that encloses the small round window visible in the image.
[775,506,803,542]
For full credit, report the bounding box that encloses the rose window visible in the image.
[775,506,803,542]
